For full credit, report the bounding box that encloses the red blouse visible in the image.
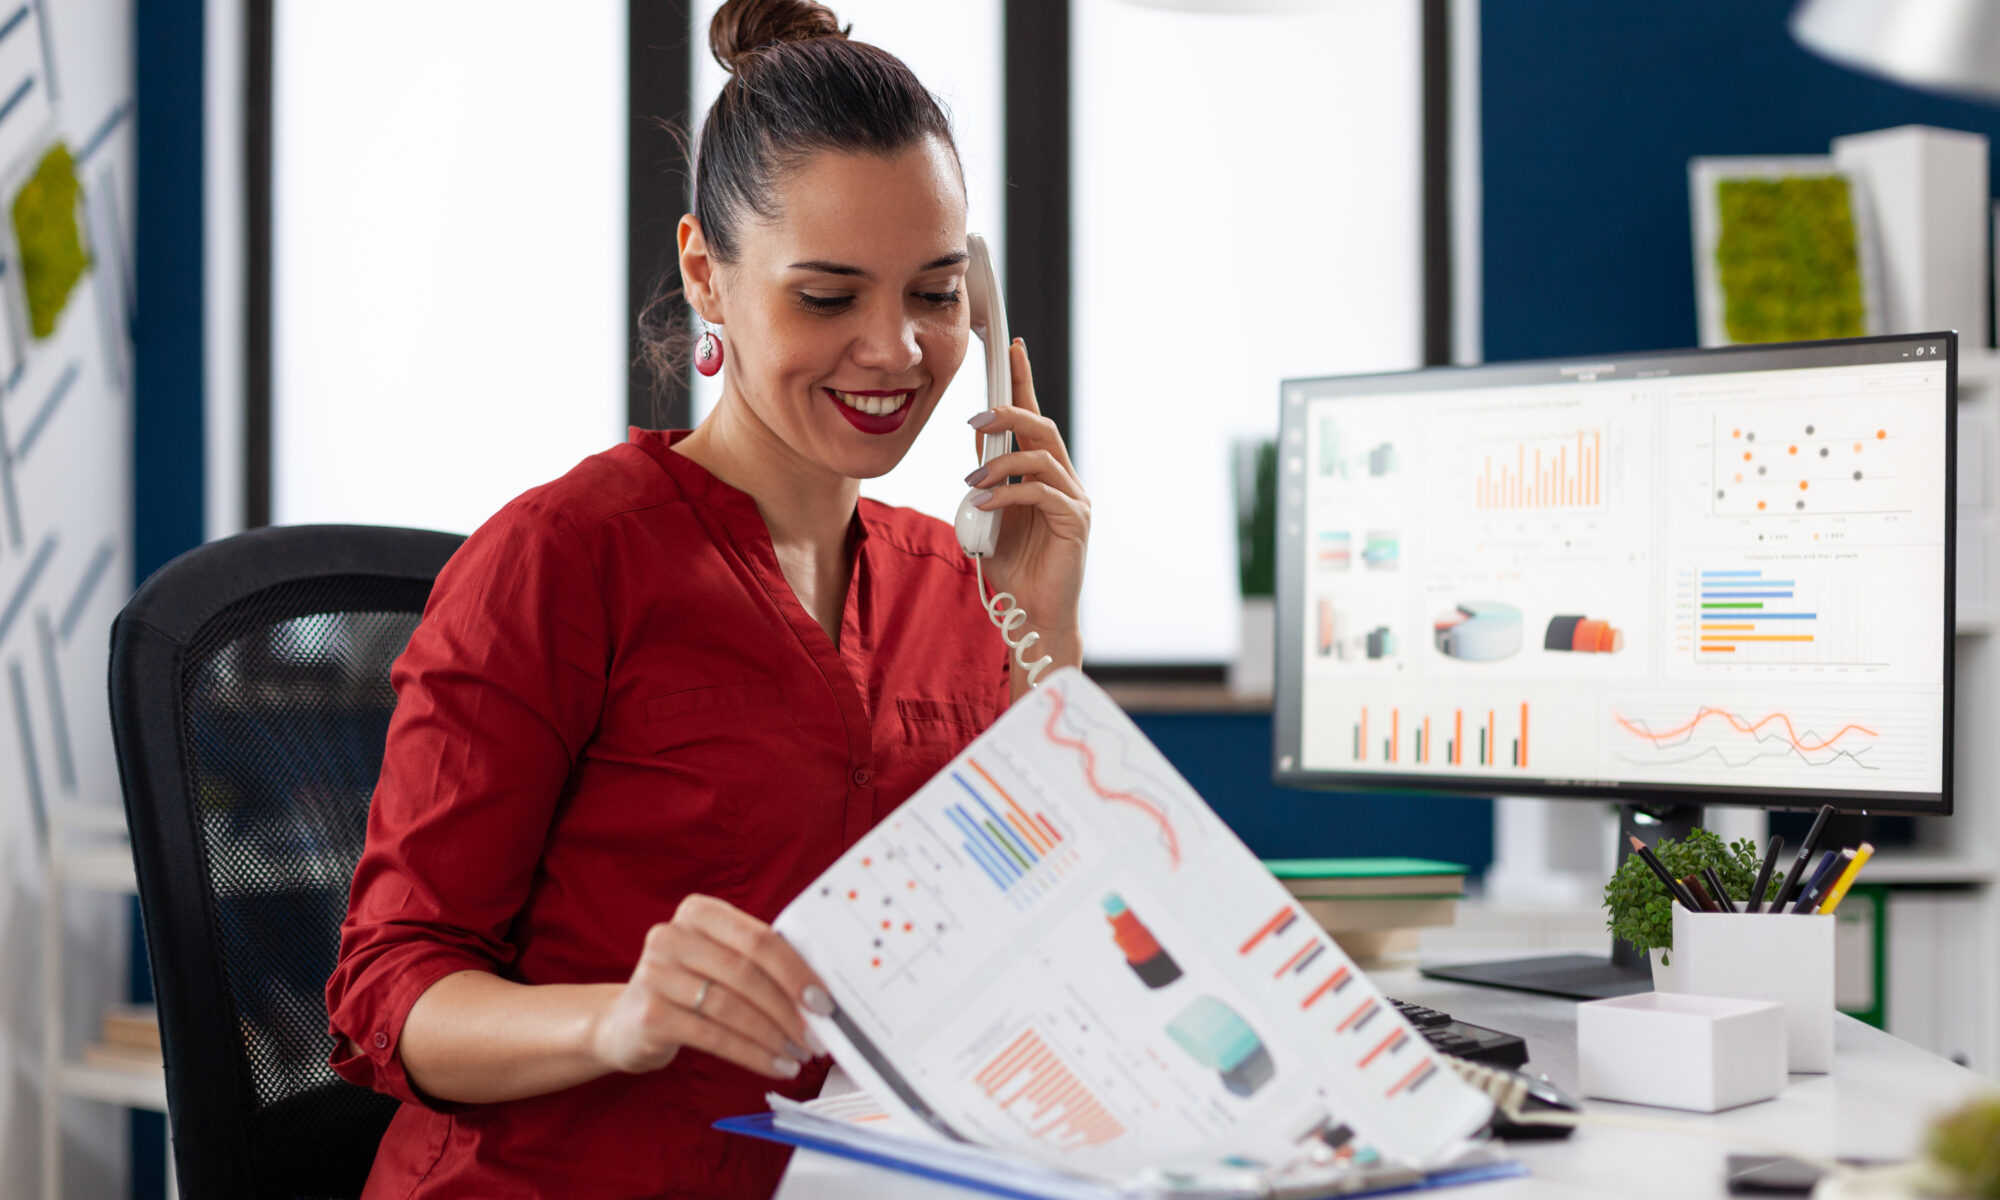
[326,429,1009,1199]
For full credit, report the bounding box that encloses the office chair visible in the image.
[108,524,464,1199]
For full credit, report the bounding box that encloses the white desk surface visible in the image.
[772,953,1996,1200]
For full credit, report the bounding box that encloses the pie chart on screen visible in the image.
[1433,601,1523,661]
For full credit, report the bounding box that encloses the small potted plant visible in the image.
[1602,828,1780,989]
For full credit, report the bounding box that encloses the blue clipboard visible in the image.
[715,1112,1528,1199]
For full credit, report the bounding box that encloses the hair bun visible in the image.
[709,0,848,73]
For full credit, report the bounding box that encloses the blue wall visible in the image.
[1130,713,1495,874]
[1482,0,2000,363]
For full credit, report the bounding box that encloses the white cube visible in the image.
[1577,992,1787,1112]
[1832,124,1990,340]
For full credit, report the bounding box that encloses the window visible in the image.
[687,0,1004,524]
[1071,0,1424,662]
[271,2,627,533]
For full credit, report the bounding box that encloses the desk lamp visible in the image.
[1792,0,2000,102]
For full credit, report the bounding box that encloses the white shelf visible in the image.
[1861,853,1996,886]
[58,1061,166,1112]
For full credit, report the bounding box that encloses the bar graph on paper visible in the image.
[1349,702,1532,769]
[948,758,1075,903]
[1474,429,1605,512]
[1672,568,1887,667]
[973,1025,1129,1151]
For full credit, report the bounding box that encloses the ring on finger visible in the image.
[691,978,712,1015]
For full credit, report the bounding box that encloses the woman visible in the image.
[324,2,1089,1195]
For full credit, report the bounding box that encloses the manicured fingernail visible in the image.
[968,410,998,429]
[968,489,994,507]
[964,466,989,486]
[772,1056,801,1079]
[803,985,834,1017]
[784,1039,811,1062]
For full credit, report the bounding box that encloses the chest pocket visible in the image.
[895,694,991,747]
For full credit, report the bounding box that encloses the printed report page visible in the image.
[776,669,1493,1182]
[1294,355,1949,798]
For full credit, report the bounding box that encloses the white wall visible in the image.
[271,2,627,535]
[0,0,136,1193]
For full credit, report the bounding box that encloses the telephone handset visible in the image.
[954,234,1011,559]
[954,233,1052,687]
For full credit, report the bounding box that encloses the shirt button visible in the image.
[851,767,874,788]
[372,1032,389,1050]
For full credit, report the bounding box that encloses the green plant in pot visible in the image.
[1603,829,1780,977]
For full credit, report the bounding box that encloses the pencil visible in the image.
[1748,834,1782,914]
[1682,873,1721,913]
[1700,865,1737,913]
[1771,805,1835,910]
[1815,843,1875,915]
[1627,835,1701,911]
[1790,849,1849,914]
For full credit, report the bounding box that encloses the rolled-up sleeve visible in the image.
[325,500,607,1106]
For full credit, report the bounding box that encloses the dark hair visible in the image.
[638,0,960,401]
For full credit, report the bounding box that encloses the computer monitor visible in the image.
[1272,333,1956,996]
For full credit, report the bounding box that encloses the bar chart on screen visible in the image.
[1472,427,1606,513]
[1340,701,1532,769]
[1669,564,1889,667]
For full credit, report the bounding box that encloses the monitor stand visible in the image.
[1418,803,1702,1001]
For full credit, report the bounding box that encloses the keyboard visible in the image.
[1388,997,1529,1068]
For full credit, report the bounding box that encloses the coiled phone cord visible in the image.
[974,556,1053,688]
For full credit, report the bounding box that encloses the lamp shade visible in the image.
[1113,0,1350,11]
[1792,0,2000,103]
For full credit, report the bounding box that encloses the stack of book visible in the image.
[1264,858,1468,962]
[83,1004,160,1072]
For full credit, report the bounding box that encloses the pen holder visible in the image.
[1668,907,1835,1073]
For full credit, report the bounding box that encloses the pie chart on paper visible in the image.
[1432,601,1523,661]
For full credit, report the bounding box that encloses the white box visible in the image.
[1577,992,1787,1112]
[1832,125,1990,339]
[1672,908,1836,1073]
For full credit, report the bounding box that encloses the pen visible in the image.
[1816,843,1875,915]
[1682,872,1722,913]
[1790,849,1849,914]
[1748,834,1782,913]
[1771,804,1836,910]
[1627,835,1701,911]
[1700,865,1737,913]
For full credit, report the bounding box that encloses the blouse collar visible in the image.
[628,427,874,544]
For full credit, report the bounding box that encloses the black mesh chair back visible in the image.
[109,524,464,1200]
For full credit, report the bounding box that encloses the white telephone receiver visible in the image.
[954,233,1011,559]
[953,233,1052,687]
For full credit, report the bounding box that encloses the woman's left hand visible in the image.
[964,338,1089,693]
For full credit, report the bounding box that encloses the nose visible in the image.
[849,294,921,375]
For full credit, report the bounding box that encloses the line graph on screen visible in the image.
[1607,703,1927,782]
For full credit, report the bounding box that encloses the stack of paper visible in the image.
[1266,859,1468,962]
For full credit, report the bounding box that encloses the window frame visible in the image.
[240,0,1453,673]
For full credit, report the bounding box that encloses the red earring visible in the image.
[695,321,724,377]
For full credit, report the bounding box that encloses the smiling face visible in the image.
[685,135,971,482]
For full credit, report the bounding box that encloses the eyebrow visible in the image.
[786,251,970,278]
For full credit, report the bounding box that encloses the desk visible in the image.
[772,956,1995,1200]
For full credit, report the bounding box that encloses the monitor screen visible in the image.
[1273,334,1955,815]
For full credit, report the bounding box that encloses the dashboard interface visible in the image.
[1273,336,1954,813]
